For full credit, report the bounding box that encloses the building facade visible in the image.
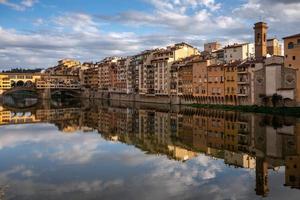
[283,33,300,105]
[224,43,255,63]
[267,38,282,56]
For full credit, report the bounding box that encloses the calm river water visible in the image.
[0,98,300,200]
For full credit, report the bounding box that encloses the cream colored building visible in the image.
[224,151,256,169]
[137,50,156,95]
[253,56,297,105]
[267,38,282,56]
[151,43,199,96]
[224,43,254,63]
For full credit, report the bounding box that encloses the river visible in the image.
[0,99,299,199]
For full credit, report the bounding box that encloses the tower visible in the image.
[254,22,268,59]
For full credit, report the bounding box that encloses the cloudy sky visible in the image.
[0,0,299,69]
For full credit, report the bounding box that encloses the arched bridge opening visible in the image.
[51,89,81,99]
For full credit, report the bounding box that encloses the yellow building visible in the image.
[283,33,300,105]
[46,59,81,75]
[207,63,225,104]
[0,73,42,92]
[224,61,239,105]
[58,59,81,68]
[168,145,198,161]
[0,110,12,125]
[0,110,40,126]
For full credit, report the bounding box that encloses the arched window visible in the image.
[264,33,266,42]
[288,42,294,49]
[257,33,261,43]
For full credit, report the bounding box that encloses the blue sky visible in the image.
[0,0,300,69]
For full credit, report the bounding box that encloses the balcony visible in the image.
[237,68,248,74]
[237,79,249,84]
[237,92,248,97]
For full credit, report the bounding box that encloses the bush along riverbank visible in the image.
[191,104,300,117]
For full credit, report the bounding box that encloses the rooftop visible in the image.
[224,43,249,49]
[283,33,300,40]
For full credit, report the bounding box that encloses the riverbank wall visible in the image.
[81,90,197,105]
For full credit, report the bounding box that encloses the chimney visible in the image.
[254,22,268,59]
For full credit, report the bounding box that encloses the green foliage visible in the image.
[271,93,283,108]
[2,68,43,73]
[191,104,300,117]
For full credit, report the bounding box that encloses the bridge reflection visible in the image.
[0,100,300,196]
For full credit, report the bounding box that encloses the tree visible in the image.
[271,93,283,108]
[259,94,269,107]
[283,98,291,107]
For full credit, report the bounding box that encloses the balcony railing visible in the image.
[237,79,249,84]
[237,92,248,97]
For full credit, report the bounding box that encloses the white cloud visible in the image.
[0,0,38,11]
[54,13,100,36]
[0,14,148,69]
[1,0,300,69]
[233,0,300,36]
[21,0,38,7]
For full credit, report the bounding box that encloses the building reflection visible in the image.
[1,100,300,196]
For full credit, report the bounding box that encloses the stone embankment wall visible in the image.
[81,89,195,105]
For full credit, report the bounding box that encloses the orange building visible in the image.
[224,61,239,105]
[206,112,225,150]
[178,60,193,96]
[207,63,225,104]
[192,59,210,101]
[283,33,300,105]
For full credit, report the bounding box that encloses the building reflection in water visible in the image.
[1,99,300,197]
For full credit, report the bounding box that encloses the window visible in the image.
[257,33,261,43]
[288,42,294,49]
[298,39,300,44]
[286,55,288,58]
[293,56,296,60]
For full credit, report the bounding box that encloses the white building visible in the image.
[224,43,255,63]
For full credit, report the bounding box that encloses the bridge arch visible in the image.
[16,80,25,87]
[51,89,81,98]
[25,80,34,87]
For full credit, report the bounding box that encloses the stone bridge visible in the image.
[0,108,81,126]
[0,73,82,99]
[2,86,37,95]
